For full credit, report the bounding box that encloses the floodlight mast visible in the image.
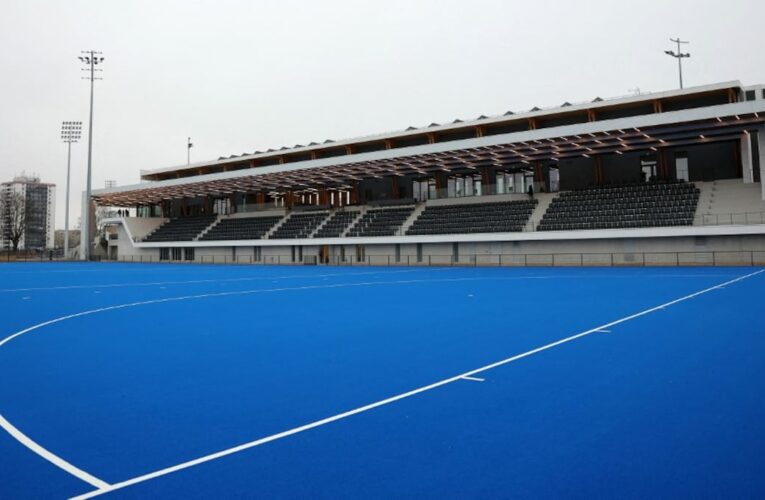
[61,121,82,259]
[664,37,690,89]
[78,50,103,260]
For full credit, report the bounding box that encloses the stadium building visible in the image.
[93,81,765,265]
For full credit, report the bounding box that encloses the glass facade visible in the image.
[447,174,482,198]
[495,171,534,194]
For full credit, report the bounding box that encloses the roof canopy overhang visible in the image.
[94,112,764,207]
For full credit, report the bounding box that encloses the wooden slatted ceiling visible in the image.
[94,115,763,206]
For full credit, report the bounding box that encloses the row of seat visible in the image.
[200,216,282,240]
[142,182,701,241]
[347,206,415,237]
[143,216,217,242]
[542,219,693,231]
[406,200,536,236]
[539,182,699,232]
[314,211,359,238]
[561,180,693,195]
[545,206,696,219]
[270,211,329,239]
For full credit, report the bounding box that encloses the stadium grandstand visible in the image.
[92,81,765,266]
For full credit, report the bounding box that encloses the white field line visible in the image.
[461,376,485,382]
[0,271,740,293]
[62,268,764,499]
[0,276,469,349]
[0,268,453,293]
[0,415,109,490]
[0,276,480,489]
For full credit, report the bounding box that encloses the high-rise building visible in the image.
[1,174,56,250]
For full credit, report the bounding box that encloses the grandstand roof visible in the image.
[94,82,765,207]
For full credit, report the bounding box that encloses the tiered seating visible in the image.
[347,205,415,237]
[200,215,282,240]
[270,211,328,239]
[538,181,699,231]
[143,215,216,242]
[406,200,537,235]
[313,211,359,238]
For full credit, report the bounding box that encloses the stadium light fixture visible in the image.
[664,37,690,89]
[79,50,104,261]
[61,121,82,259]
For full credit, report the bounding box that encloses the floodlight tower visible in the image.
[60,121,82,259]
[78,50,104,260]
[664,37,690,89]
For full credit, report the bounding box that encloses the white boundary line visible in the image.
[0,415,109,490]
[0,268,453,293]
[0,276,483,349]
[461,376,485,382]
[58,268,763,499]
[0,271,739,293]
[0,266,737,293]
[0,269,760,496]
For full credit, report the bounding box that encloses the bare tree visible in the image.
[2,190,26,251]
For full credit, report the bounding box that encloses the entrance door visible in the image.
[319,245,329,264]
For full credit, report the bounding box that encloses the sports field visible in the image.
[1,263,764,499]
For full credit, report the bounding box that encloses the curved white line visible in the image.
[0,267,454,293]
[0,274,539,349]
[1,269,760,496]
[69,268,763,499]
[0,414,109,489]
[0,270,737,293]
[0,272,575,486]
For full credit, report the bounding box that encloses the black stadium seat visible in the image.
[347,205,415,237]
[200,215,282,241]
[143,215,217,242]
[270,211,329,239]
[314,211,359,238]
[537,181,699,231]
[406,200,537,235]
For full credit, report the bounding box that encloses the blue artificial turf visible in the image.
[0,263,763,499]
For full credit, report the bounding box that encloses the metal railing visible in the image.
[112,250,765,267]
[0,250,103,262]
[693,212,765,226]
[523,211,765,232]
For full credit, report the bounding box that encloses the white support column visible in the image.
[741,133,754,183]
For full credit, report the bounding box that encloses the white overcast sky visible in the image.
[1,0,763,228]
